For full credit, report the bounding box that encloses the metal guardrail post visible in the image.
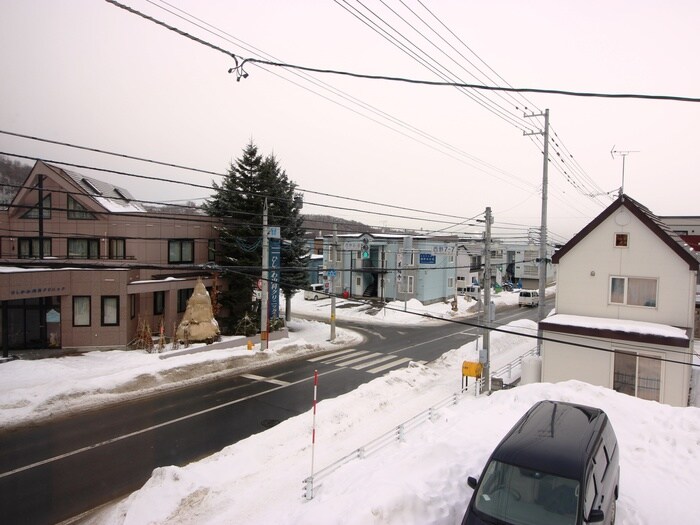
[303,476,314,500]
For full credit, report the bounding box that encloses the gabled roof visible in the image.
[552,194,699,271]
[11,161,146,214]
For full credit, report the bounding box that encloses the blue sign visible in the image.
[419,253,436,264]
[269,238,281,319]
[327,269,336,278]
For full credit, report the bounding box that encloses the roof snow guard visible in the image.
[552,194,699,271]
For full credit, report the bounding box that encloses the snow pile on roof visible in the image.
[94,195,146,213]
[544,313,689,339]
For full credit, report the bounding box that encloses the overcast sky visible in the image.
[1,0,698,241]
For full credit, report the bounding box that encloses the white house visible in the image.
[540,194,698,407]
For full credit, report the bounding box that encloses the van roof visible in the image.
[491,400,606,480]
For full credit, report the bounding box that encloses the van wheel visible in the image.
[313,295,318,301]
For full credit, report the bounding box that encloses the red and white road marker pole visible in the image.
[310,369,318,478]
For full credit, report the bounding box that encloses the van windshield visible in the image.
[473,460,580,525]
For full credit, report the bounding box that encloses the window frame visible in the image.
[406,275,415,294]
[67,195,96,220]
[613,349,662,402]
[101,296,120,326]
[21,194,52,219]
[153,291,165,315]
[609,275,658,308]
[68,238,100,259]
[177,288,194,313]
[614,233,629,248]
[72,296,91,327]
[109,238,126,259]
[207,239,216,262]
[18,237,52,259]
[168,239,194,264]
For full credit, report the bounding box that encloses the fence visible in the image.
[302,387,474,500]
[302,346,537,500]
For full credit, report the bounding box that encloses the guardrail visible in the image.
[302,346,537,500]
[302,387,475,500]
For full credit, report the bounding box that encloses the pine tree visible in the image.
[205,142,308,332]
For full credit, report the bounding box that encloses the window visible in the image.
[177,288,194,312]
[208,239,216,262]
[22,194,52,219]
[615,233,629,247]
[18,237,52,258]
[610,276,657,307]
[67,195,96,219]
[169,239,194,263]
[613,350,661,402]
[447,277,454,289]
[68,238,100,259]
[406,275,414,294]
[109,238,126,259]
[73,296,91,326]
[101,296,119,326]
[153,291,165,315]
[409,251,415,266]
[129,294,136,319]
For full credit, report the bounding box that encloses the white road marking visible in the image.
[367,357,412,374]
[240,373,290,386]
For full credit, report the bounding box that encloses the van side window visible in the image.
[583,474,597,517]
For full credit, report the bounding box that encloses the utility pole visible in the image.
[37,174,45,260]
[524,108,549,355]
[482,207,493,392]
[330,224,337,341]
[260,198,269,351]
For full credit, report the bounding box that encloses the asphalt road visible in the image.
[0,300,547,524]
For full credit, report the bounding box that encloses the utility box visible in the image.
[491,377,504,391]
[462,361,483,378]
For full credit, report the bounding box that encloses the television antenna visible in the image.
[610,146,639,196]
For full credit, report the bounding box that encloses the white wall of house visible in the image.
[555,208,696,330]
[542,332,691,407]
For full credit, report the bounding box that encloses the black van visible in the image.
[462,400,620,525]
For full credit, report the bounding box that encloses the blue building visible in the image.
[322,233,457,304]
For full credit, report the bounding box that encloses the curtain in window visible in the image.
[73,297,90,326]
[627,278,657,307]
[610,277,625,304]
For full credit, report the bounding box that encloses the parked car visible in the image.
[304,283,328,301]
[461,400,620,525]
[518,289,539,307]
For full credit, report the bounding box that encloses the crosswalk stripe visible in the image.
[322,350,369,364]
[332,352,383,367]
[367,357,412,374]
[307,348,359,362]
[351,354,396,370]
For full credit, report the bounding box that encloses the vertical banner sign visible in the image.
[269,236,281,319]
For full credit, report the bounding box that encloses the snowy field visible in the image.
[1,288,698,525]
[88,320,700,525]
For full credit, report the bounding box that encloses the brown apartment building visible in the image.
[0,161,223,354]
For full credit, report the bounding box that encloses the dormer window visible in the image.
[82,178,102,195]
[614,233,629,247]
[114,188,128,201]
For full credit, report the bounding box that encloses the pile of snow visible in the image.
[0,319,360,428]
[287,288,526,325]
[90,321,700,525]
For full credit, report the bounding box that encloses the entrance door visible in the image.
[4,297,60,350]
